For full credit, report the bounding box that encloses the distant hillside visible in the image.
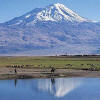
[0,3,100,55]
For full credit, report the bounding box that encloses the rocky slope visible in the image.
[0,3,100,55]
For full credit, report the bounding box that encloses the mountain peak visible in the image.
[0,3,99,55]
[35,3,87,22]
[5,3,88,26]
[53,3,65,7]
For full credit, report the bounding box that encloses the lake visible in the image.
[0,78,100,100]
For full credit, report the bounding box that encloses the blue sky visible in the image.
[0,0,100,23]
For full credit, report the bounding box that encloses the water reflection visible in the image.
[14,79,18,87]
[0,78,100,100]
[38,78,82,98]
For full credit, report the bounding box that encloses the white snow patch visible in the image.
[25,14,31,18]
[36,3,88,22]
[14,20,23,25]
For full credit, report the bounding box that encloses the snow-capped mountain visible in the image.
[33,3,87,22]
[5,3,88,26]
[0,3,100,55]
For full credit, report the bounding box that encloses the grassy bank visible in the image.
[0,56,100,70]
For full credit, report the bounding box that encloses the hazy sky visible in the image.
[0,0,100,23]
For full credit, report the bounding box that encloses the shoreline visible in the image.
[0,68,100,79]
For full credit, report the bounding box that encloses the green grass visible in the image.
[0,56,100,69]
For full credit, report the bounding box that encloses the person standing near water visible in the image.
[14,68,17,74]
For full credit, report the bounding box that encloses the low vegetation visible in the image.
[0,56,100,71]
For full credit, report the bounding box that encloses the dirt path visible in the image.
[0,67,100,79]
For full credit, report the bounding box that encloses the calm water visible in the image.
[0,78,100,100]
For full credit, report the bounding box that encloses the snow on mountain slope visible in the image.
[5,3,88,26]
[36,3,87,22]
[0,3,100,55]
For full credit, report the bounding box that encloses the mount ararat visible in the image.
[0,3,100,55]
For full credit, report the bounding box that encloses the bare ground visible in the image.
[0,67,100,79]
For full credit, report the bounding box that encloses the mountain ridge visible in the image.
[0,3,100,55]
[3,3,89,26]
